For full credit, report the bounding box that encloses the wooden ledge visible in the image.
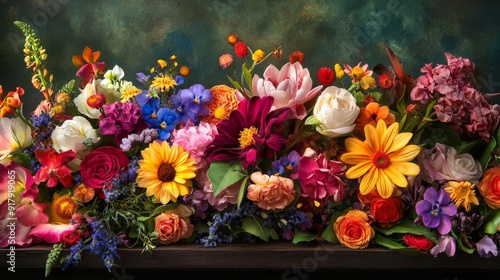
[2,242,500,271]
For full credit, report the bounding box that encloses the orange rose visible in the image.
[477,166,500,209]
[246,172,297,211]
[154,205,194,245]
[204,85,240,124]
[334,210,375,249]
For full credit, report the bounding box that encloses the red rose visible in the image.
[370,196,405,228]
[234,42,248,59]
[80,146,129,189]
[403,233,435,252]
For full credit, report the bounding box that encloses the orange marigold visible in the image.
[204,85,240,124]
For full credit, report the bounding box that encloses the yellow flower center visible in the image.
[158,163,176,182]
[372,151,390,169]
[350,66,365,80]
[238,126,258,149]
[160,122,166,129]
[54,197,79,219]
[151,112,157,119]
[213,107,227,120]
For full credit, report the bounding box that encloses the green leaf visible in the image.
[227,75,243,93]
[150,202,180,217]
[237,176,249,208]
[397,90,408,115]
[321,210,347,243]
[208,160,247,196]
[242,216,278,242]
[418,124,462,149]
[484,209,500,234]
[242,63,253,94]
[480,137,496,169]
[292,230,318,244]
[450,230,475,254]
[372,234,407,250]
[60,79,75,94]
[458,139,484,156]
[136,216,150,222]
[375,219,437,243]
[304,115,320,126]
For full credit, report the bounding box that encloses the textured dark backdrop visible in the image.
[1,0,500,115]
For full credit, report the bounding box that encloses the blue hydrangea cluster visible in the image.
[198,201,258,247]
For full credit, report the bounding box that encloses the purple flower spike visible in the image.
[416,187,457,235]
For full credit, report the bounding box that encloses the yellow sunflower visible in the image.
[136,141,197,204]
[340,120,421,198]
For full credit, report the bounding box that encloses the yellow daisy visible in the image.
[340,120,421,198]
[444,181,479,212]
[136,141,197,205]
[150,74,177,92]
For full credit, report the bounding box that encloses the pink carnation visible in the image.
[171,120,218,170]
[298,149,346,205]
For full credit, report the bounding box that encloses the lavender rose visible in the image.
[418,143,482,183]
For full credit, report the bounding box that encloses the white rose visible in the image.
[305,86,360,137]
[74,80,120,119]
[51,116,98,153]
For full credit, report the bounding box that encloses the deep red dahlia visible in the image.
[205,96,291,169]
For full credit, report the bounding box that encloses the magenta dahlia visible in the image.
[205,96,291,169]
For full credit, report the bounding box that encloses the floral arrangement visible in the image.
[2,21,500,276]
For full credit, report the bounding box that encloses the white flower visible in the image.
[51,116,98,153]
[101,65,125,91]
[74,80,119,119]
[0,117,32,164]
[305,86,360,138]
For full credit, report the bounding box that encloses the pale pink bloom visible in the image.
[247,171,296,211]
[171,120,218,170]
[197,168,239,211]
[252,62,322,119]
[430,235,456,257]
[219,53,233,69]
[33,100,52,117]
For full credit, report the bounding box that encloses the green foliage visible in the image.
[207,160,247,196]
[242,216,278,242]
[375,219,437,243]
[372,234,407,250]
[321,210,347,243]
[236,176,249,208]
[484,209,500,235]
[60,79,75,95]
[292,230,318,244]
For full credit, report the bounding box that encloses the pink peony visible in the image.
[418,143,482,184]
[246,171,296,211]
[171,120,218,170]
[252,62,322,119]
[298,149,346,205]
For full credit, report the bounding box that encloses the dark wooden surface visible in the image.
[1,242,499,279]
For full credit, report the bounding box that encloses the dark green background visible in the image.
[1,0,500,115]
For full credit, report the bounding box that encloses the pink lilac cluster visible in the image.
[410,53,500,141]
[99,102,149,146]
[119,128,159,152]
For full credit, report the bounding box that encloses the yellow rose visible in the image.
[334,210,375,249]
